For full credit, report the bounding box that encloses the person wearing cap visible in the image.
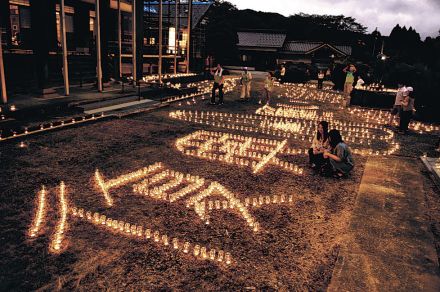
[211,64,225,105]
[399,86,415,134]
[388,84,406,127]
[240,67,253,100]
[342,64,357,107]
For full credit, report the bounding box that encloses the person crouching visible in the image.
[323,129,354,178]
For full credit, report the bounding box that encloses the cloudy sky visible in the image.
[228,0,440,38]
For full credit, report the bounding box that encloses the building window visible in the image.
[10,0,30,6]
[89,11,96,37]
[149,37,155,45]
[19,7,31,28]
[10,2,31,46]
[55,5,75,44]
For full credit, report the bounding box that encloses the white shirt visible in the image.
[394,86,406,106]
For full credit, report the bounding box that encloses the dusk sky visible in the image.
[228,0,440,38]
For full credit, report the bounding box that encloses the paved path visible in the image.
[328,156,440,292]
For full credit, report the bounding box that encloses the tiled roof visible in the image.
[282,41,352,56]
[282,41,322,53]
[333,45,352,56]
[237,32,287,48]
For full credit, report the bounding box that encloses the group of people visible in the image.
[389,84,415,134]
[210,65,276,105]
[308,121,354,178]
[209,64,355,178]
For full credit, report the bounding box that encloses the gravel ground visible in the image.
[0,78,438,291]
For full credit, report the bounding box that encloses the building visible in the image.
[0,0,214,95]
[237,31,352,70]
[237,31,287,70]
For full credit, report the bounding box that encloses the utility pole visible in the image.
[118,0,122,79]
[132,0,136,85]
[60,0,69,96]
[96,0,103,92]
[174,0,178,75]
[185,0,192,73]
[0,29,7,104]
[158,0,163,84]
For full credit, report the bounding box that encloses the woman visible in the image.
[240,67,253,100]
[263,72,275,105]
[323,129,354,177]
[342,64,357,107]
[308,121,329,170]
[399,87,414,134]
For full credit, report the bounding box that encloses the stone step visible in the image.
[84,98,157,115]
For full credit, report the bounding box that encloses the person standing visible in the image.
[211,64,225,105]
[240,67,253,100]
[317,70,325,89]
[263,72,275,104]
[399,87,415,134]
[280,64,286,83]
[343,64,357,107]
[388,84,406,127]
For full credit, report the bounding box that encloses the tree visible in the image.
[205,1,239,63]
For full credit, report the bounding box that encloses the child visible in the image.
[308,121,330,170]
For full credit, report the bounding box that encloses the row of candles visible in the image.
[28,183,69,253]
[275,103,320,110]
[132,170,205,203]
[129,165,258,231]
[169,110,398,155]
[207,193,295,209]
[254,106,393,142]
[171,109,392,136]
[98,163,257,232]
[70,206,232,265]
[28,186,47,238]
[51,182,68,252]
[175,130,304,174]
[95,162,164,207]
[142,73,198,83]
[348,108,439,134]
[28,178,234,264]
[279,86,345,105]
[279,83,438,136]
[188,182,258,231]
[0,113,106,142]
[256,105,333,120]
[163,78,239,104]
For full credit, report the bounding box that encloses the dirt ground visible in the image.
[1,77,439,291]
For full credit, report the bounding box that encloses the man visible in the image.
[211,64,225,105]
[317,70,325,89]
[280,64,286,83]
[399,86,414,134]
[343,64,356,107]
[240,67,252,100]
[388,84,406,127]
